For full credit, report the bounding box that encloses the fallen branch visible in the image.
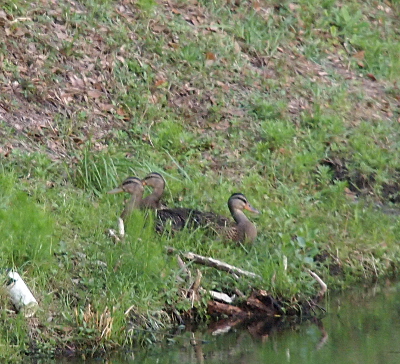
[118,217,125,237]
[107,229,120,243]
[188,269,202,307]
[308,270,327,300]
[166,247,261,280]
[207,301,247,318]
[176,255,191,282]
[209,291,234,304]
[107,218,125,243]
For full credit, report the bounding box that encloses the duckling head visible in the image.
[228,193,260,215]
[142,172,165,190]
[108,177,144,196]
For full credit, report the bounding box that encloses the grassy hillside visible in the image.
[0,0,400,359]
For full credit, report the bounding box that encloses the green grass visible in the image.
[0,0,400,359]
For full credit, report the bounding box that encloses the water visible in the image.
[39,281,400,364]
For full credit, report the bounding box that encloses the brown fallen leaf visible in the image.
[205,52,216,66]
[154,79,167,87]
[0,10,8,26]
[13,27,26,37]
[233,41,241,53]
[366,73,377,81]
[116,107,129,120]
[151,24,166,33]
[353,50,365,60]
[253,1,261,11]
[87,90,103,98]
[206,52,216,60]
[221,107,244,116]
[99,103,114,111]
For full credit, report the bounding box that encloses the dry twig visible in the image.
[166,247,261,280]
[308,270,327,300]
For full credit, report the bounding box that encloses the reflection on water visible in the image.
[35,282,400,364]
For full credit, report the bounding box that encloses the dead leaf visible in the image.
[205,52,215,61]
[154,79,167,87]
[188,16,198,26]
[205,52,216,66]
[0,10,8,26]
[55,31,69,40]
[344,187,357,201]
[13,27,26,37]
[208,24,219,32]
[221,107,244,116]
[152,24,166,33]
[233,41,241,54]
[216,81,230,92]
[253,1,261,11]
[169,42,179,49]
[289,3,300,10]
[69,75,85,88]
[116,107,129,119]
[46,181,56,188]
[148,94,158,104]
[87,90,103,98]
[353,50,365,60]
[99,103,114,111]
[366,73,377,81]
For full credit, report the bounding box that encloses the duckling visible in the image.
[218,193,259,243]
[108,176,197,231]
[141,172,166,209]
[153,193,259,243]
[107,177,144,221]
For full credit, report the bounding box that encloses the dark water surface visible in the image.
[40,282,400,364]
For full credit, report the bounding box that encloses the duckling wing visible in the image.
[155,208,204,232]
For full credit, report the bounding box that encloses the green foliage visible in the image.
[0,309,27,362]
[0,174,54,269]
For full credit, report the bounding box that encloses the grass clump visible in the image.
[0,174,55,268]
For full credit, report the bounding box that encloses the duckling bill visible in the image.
[108,177,144,221]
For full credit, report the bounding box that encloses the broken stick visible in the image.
[166,247,261,280]
[308,270,327,300]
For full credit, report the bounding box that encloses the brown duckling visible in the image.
[218,193,259,243]
[108,176,199,231]
[153,193,259,243]
[141,172,166,209]
[107,177,144,221]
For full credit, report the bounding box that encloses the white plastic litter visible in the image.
[6,271,38,318]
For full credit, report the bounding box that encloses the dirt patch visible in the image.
[0,0,399,169]
[321,156,400,204]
